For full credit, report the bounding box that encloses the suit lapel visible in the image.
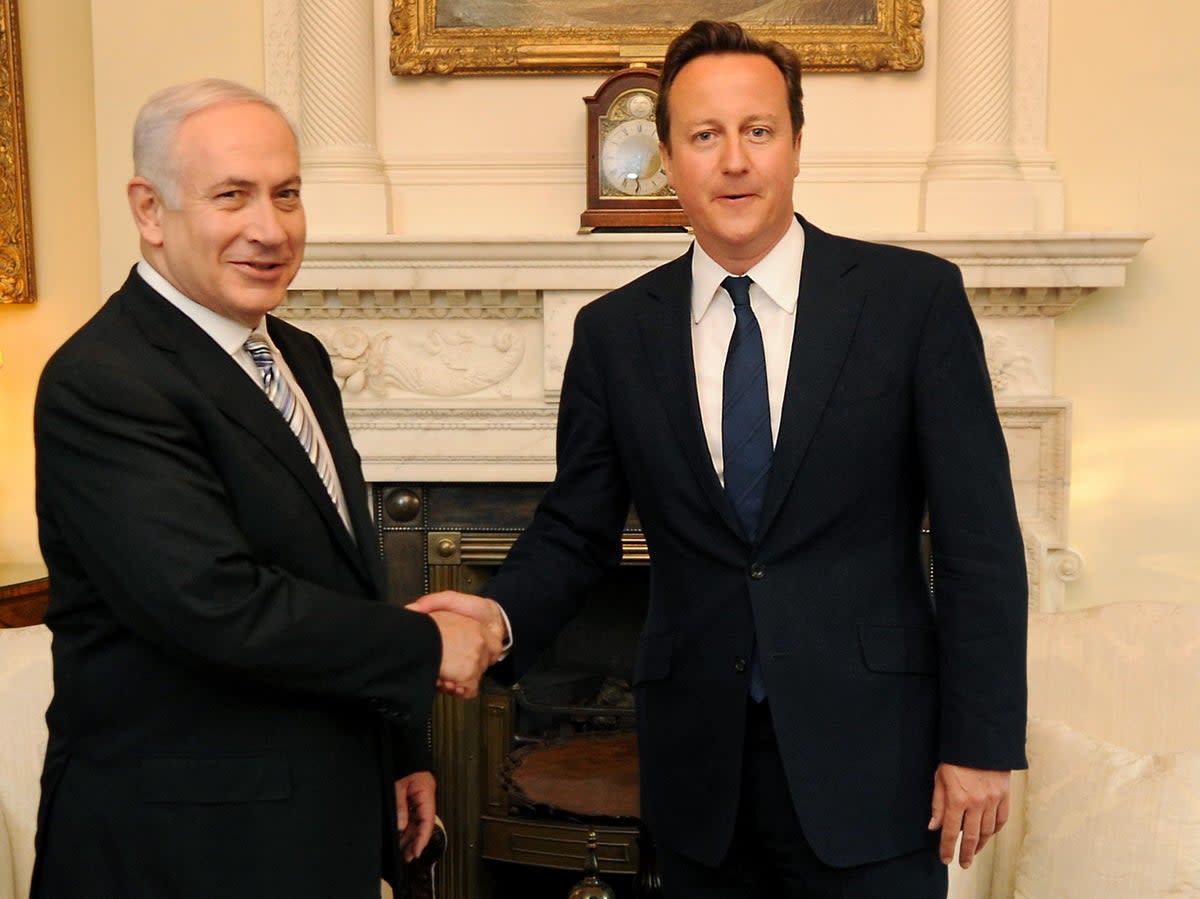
[122,275,370,585]
[268,319,384,594]
[757,218,868,540]
[637,251,746,540]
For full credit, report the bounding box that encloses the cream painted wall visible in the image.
[0,0,267,564]
[4,0,1195,610]
[1050,0,1200,608]
[0,0,99,564]
[372,0,939,237]
[90,0,266,296]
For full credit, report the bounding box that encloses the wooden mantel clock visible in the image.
[579,66,689,233]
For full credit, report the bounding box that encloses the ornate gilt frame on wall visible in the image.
[390,0,923,76]
[0,0,34,303]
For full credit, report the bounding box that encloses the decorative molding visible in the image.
[282,288,541,319]
[309,322,527,398]
[998,401,1069,539]
[998,401,1072,612]
[1049,547,1083,583]
[968,286,1094,317]
[287,234,1151,297]
[0,0,34,304]
[347,405,555,428]
[983,334,1036,392]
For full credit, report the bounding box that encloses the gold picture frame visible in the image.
[391,0,923,76]
[0,0,34,303]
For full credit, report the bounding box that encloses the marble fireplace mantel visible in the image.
[280,231,1150,612]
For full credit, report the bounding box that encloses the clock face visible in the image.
[598,88,671,199]
[601,118,669,197]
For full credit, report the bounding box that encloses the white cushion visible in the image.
[1014,717,1200,899]
[0,625,53,899]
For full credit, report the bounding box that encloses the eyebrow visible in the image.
[209,176,302,193]
[683,113,782,130]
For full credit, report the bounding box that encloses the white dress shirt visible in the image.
[137,260,353,535]
[690,217,805,485]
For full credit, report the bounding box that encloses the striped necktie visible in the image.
[244,335,345,521]
[721,275,772,702]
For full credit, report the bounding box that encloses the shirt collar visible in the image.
[137,259,259,357]
[691,217,805,323]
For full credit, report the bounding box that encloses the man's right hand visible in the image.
[409,592,509,697]
[425,609,501,699]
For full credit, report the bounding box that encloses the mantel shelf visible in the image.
[292,231,1153,293]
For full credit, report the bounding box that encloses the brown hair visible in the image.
[655,20,804,148]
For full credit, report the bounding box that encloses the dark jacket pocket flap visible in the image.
[859,625,938,675]
[633,633,673,686]
[139,753,291,804]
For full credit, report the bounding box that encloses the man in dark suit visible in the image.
[32,79,499,899]
[410,20,1028,898]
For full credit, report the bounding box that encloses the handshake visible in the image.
[407,591,508,699]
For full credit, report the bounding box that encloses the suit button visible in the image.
[734,658,747,673]
[750,563,765,580]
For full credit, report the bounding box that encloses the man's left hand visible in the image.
[395,771,437,862]
[928,763,1011,869]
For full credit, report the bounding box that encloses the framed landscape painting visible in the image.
[391,0,924,75]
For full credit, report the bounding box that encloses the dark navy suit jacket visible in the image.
[487,217,1028,868]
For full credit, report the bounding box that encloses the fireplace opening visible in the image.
[376,483,653,899]
[509,567,645,745]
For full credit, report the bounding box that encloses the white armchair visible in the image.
[949,601,1200,899]
[0,624,52,899]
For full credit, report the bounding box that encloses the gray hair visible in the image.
[132,78,296,208]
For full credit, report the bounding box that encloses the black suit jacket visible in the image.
[32,268,441,898]
[486,217,1028,868]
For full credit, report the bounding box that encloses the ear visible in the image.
[128,177,165,247]
[659,141,674,188]
[792,131,803,177]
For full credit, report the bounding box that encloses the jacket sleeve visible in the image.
[483,304,631,679]
[34,354,441,716]
[913,263,1029,770]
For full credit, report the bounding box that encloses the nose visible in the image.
[719,136,750,173]
[244,197,288,246]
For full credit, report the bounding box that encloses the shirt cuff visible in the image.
[495,603,514,662]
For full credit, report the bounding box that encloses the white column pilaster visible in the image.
[294,0,389,234]
[922,0,1037,231]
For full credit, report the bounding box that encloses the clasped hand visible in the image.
[407,591,508,698]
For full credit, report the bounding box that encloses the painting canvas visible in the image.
[391,0,923,75]
[435,1,879,29]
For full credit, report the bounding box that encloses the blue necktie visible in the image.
[721,275,771,702]
[245,335,346,522]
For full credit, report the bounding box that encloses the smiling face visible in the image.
[129,101,305,328]
[659,52,802,275]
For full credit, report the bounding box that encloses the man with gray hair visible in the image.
[31,78,499,898]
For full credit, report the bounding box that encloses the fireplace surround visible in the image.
[286,230,1149,621]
